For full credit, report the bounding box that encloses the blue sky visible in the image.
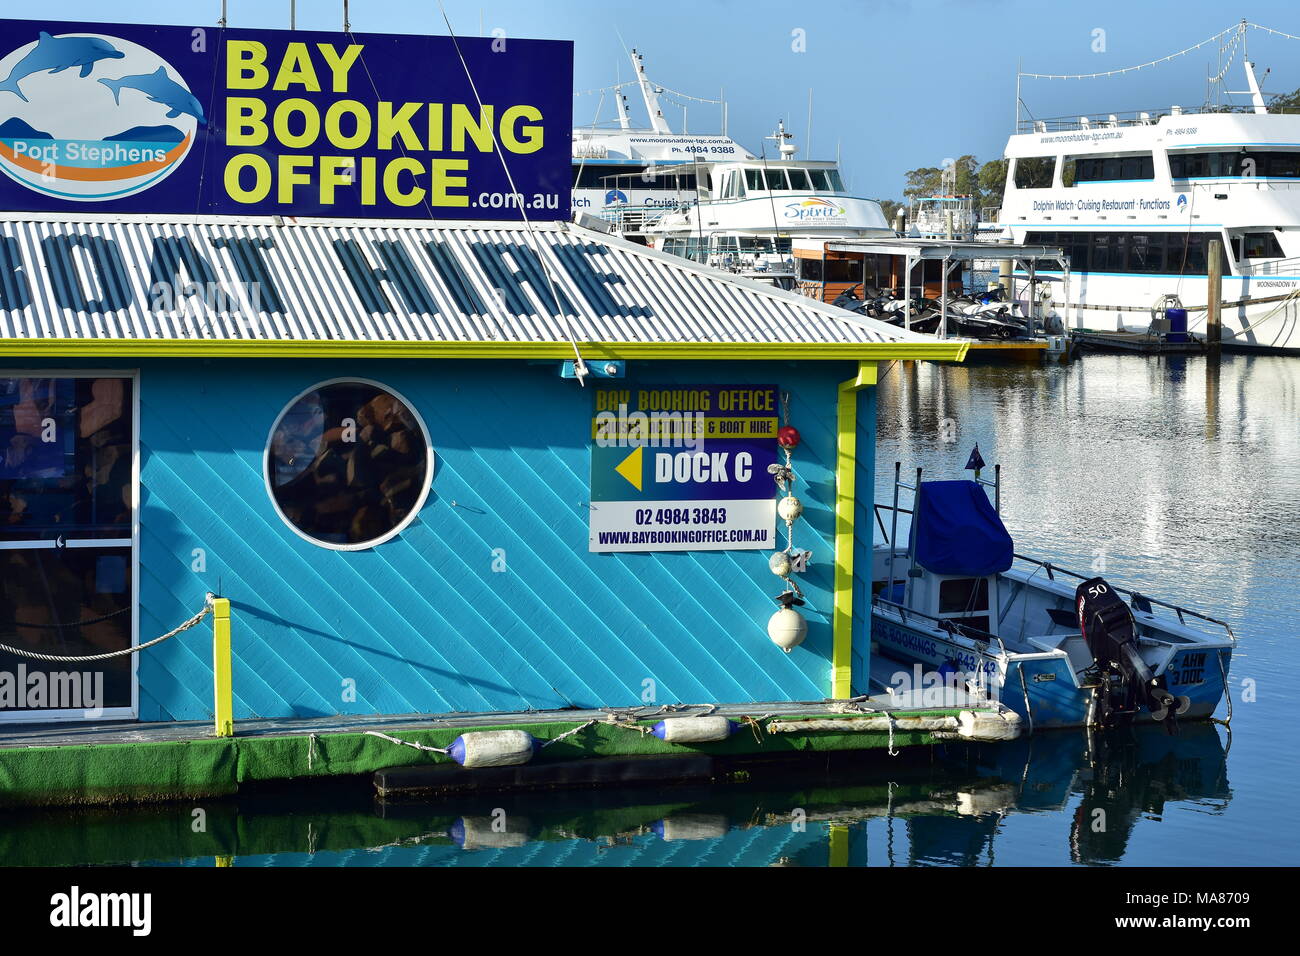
[7,0,1300,199]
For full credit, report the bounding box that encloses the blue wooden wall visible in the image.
[33,357,876,721]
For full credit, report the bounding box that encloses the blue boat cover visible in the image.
[910,480,1014,576]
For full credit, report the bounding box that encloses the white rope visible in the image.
[1020,23,1240,79]
[885,710,898,757]
[363,730,450,754]
[433,0,590,383]
[0,599,213,663]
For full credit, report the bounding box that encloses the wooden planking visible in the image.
[123,358,863,720]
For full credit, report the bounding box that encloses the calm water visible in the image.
[3,354,1295,867]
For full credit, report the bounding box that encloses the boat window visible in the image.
[1239,231,1285,259]
[798,258,823,281]
[827,169,846,191]
[1066,153,1155,184]
[787,168,814,191]
[809,169,832,191]
[266,380,432,550]
[1013,156,1055,189]
[745,168,765,192]
[1170,150,1300,179]
[764,169,789,191]
[1025,231,1233,276]
[939,578,990,614]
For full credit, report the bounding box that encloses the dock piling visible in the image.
[212,597,233,738]
[1207,239,1223,356]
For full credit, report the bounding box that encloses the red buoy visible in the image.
[778,425,801,449]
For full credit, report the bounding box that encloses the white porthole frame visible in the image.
[263,377,435,552]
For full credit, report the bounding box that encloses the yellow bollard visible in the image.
[212,597,233,738]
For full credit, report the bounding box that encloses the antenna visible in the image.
[805,88,813,157]
[629,48,672,134]
[290,0,296,29]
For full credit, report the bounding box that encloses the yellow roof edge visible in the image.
[0,339,970,362]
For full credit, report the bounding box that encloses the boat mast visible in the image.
[630,48,673,133]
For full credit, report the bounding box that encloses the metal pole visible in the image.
[290,0,296,29]
[904,254,913,331]
[994,463,1001,514]
[219,0,227,26]
[1207,238,1223,354]
[940,255,949,340]
[343,0,350,31]
[887,462,901,598]
[904,469,922,608]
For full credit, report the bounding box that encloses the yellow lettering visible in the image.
[272,98,320,149]
[384,157,426,207]
[317,43,364,93]
[325,100,372,149]
[224,154,271,203]
[429,158,469,207]
[377,102,422,151]
[277,155,314,204]
[319,157,355,205]
[226,97,268,146]
[361,156,377,205]
[500,105,543,154]
[426,104,443,151]
[451,103,494,152]
[272,42,321,92]
[226,41,269,90]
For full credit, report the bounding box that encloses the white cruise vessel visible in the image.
[998,39,1300,353]
[572,51,892,281]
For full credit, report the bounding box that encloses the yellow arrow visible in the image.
[615,445,643,491]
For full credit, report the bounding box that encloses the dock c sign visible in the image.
[589,385,779,553]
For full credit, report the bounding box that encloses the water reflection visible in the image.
[0,724,1230,867]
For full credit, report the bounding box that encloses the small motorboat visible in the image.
[869,458,1236,732]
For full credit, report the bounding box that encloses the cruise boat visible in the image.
[572,51,892,281]
[870,460,1236,731]
[998,47,1300,353]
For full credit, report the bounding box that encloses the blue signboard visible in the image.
[0,19,572,220]
[590,385,779,552]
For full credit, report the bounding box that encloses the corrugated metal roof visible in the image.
[0,215,933,348]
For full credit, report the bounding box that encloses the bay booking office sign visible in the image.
[0,19,572,220]
[590,386,780,553]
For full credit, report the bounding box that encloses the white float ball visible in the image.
[767,607,807,653]
[777,495,804,522]
[769,551,793,576]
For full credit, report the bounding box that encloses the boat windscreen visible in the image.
[910,480,1014,576]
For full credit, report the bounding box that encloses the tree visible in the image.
[1269,86,1300,111]
[977,158,1009,213]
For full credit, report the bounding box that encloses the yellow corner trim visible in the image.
[0,338,969,362]
[831,361,874,700]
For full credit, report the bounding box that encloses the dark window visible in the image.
[267,382,431,549]
[1239,232,1285,259]
[1027,231,1230,276]
[797,258,824,281]
[1170,150,1300,179]
[825,259,861,283]
[1,376,135,713]
[939,577,990,614]
[1067,153,1154,183]
[1014,156,1055,189]
[0,377,132,540]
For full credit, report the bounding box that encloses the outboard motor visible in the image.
[1076,577,1190,733]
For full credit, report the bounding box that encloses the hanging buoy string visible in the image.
[432,0,591,384]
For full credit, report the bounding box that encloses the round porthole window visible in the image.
[265,380,432,550]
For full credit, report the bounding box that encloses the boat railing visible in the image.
[1242,254,1300,276]
[1017,103,1300,133]
[873,596,1010,660]
[1011,553,1236,642]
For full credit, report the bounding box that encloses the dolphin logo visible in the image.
[99,66,205,124]
[0,31,125,102]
